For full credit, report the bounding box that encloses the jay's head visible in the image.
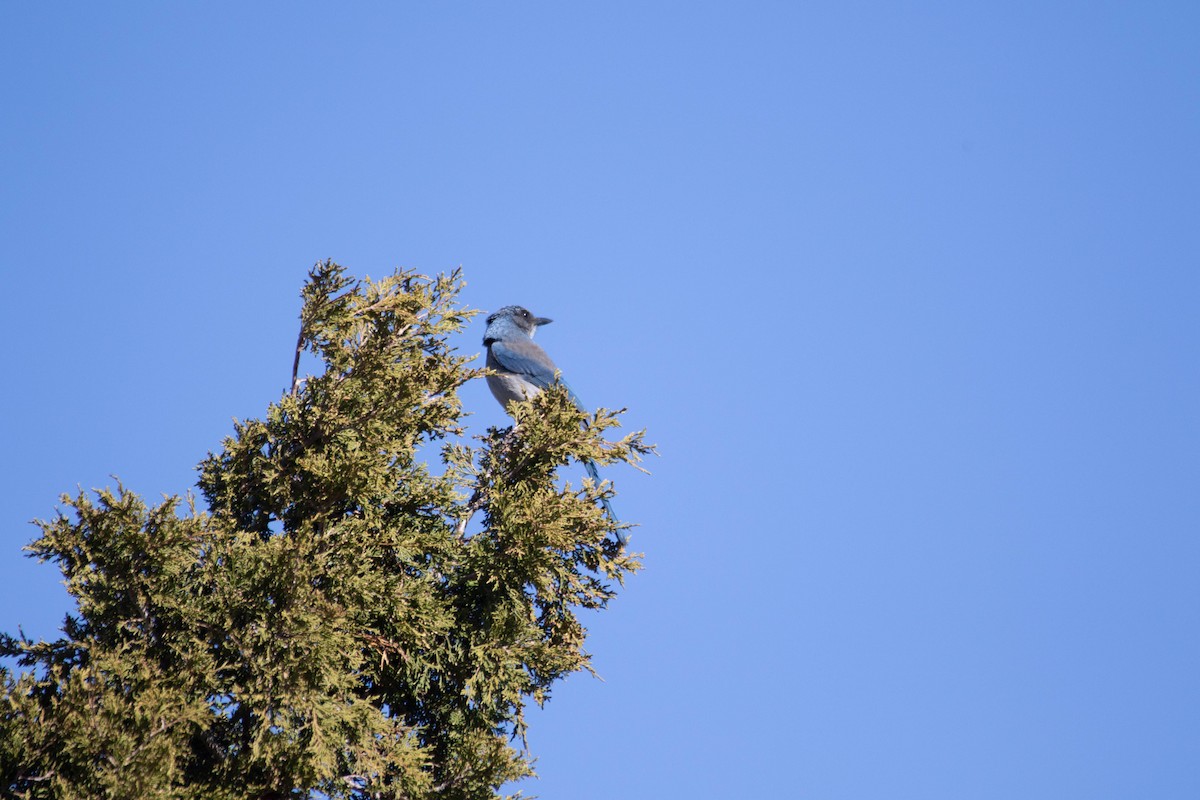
[484,305,553,342]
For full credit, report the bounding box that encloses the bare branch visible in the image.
[290,321,305,396]
[454,486,483,539]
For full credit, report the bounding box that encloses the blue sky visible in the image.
[2,3,1198,798]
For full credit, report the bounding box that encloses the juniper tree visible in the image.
[0,261,649,800]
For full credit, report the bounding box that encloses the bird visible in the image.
[483,305,621,538]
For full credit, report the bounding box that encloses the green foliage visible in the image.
[0,262,650,799]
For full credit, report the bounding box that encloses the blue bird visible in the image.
[483,305,621,538]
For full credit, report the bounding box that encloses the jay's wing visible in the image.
[489,338,587,408]
[489,339,559,390]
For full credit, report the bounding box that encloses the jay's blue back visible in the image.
[483,305,620,534]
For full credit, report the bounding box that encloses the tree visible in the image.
[0,262,649,800]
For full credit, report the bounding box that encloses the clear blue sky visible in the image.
[2,4,1198,798]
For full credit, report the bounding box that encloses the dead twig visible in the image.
[290,321,305,396]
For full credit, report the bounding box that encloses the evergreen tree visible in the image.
[0,262,648,799]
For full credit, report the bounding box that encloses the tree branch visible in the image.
[290,321,305,396]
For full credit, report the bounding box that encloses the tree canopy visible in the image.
[0,262,649,800]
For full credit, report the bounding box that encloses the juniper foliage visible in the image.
[0,262,648,800]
